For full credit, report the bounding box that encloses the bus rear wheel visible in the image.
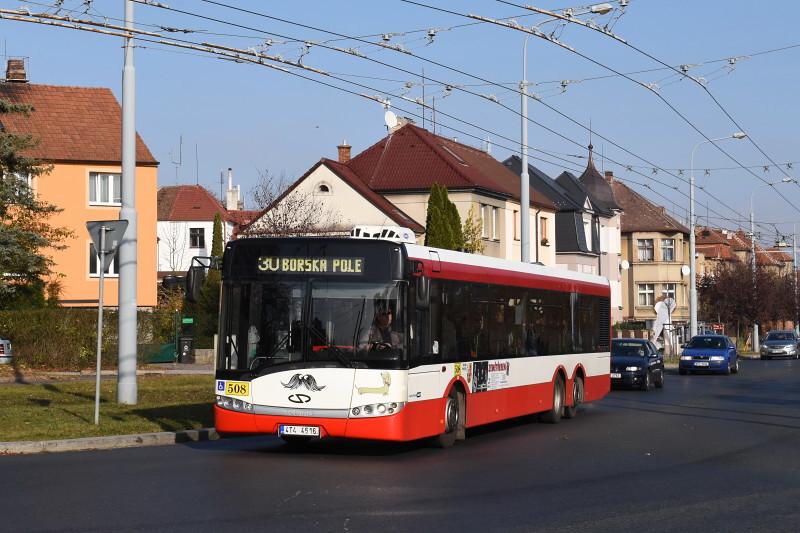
[563,376,583,419]
[540,376,565,424]
[434,389,464,448]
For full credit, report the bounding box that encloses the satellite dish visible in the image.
[384,110,398,129]
[619,259,630,270]
[681,265,691,276]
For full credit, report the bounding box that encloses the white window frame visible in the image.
[513,210,520,241]
[491,206,498,240]
[481,204,489,239]
[89,172,121,206]
[637,239,654,262]
[638,283,655,306]
[661,238,675,262]
[662,283,677,301]
[89,242,119,277]
[541,216,549,245]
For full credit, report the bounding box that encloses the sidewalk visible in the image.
[0,362,214,385]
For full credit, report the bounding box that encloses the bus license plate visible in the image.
[694,361,709,367]
[610,373,621,379]
[280,425,320,437]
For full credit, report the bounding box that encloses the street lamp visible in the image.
[689,132,747,337]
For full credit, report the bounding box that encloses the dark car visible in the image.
[610,338,664,390]
[759,330,800,360]
[679,334,739,375]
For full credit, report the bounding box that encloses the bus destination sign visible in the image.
[258,256,365,275]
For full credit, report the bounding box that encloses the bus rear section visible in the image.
[211,237,610,444]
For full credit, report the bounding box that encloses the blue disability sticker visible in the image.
[216,380,225,391]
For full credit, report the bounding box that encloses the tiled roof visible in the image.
[766,248,793,262]
[158,185,226,222]
[578,149,621,212]
[609,179,688,234]
[242,159,425,234]
[348,124,556,210]
[0,82,157,164]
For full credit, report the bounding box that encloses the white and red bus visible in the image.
[198,235,610,446]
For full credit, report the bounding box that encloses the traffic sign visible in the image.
[86,220,128,272]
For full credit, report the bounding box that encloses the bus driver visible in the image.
[362,303,402,350]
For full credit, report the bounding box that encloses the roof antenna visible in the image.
[169,134,182,184]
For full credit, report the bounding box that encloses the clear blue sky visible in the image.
[2,0,799,245]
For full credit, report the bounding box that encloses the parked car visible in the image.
[759,330,800,360]
[0,337,12,365]
[610,338,664,390]
[679,335,739,375]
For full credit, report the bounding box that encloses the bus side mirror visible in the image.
[185,265,206,303]
[416,276,430,309]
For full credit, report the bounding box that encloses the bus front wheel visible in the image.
[540,376,565,424]
[434,389,464,448]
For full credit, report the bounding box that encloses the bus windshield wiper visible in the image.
[249,331,291,373]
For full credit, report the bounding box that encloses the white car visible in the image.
[0,338,12,364]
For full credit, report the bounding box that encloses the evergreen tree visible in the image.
[441,187,464,250]
[0,99,71,309]
[194,213,223,348]
[462,204,484,254]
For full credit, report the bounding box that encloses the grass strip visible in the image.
[0,375,215,442]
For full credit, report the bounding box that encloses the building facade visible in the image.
[0,64,159,307]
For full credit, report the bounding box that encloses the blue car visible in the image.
[679,334,739,375]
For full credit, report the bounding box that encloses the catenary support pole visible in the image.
[118,0,138,405]
[750,208,759,351]
[520,37,530,263]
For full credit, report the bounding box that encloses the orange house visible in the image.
[0,62,159,307]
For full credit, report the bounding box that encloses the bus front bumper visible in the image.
[214,401,443,442]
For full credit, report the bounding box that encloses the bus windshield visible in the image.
[219,280,406,372]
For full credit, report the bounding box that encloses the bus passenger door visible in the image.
[408,278,444,403]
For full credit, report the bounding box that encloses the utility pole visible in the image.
[520,37,531,263]
[118,0,138,405]
[794,224,798,335]
[750,209,759,351]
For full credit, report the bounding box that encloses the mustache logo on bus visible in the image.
[281,373,326,392]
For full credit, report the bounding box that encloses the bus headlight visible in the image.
[216,395,253,413]
[350,402,406,418]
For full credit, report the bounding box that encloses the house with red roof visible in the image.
[157,173,258,276]
[696,226,792,276]
[608,176,690,339]
[0,60,159,307]
[245,122,558,264]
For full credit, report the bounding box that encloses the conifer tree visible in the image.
[195,213,223,347]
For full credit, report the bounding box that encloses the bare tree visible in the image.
[161,222,187,271]
[245,169,343,236]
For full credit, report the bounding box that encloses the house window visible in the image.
[637,239,654,262]
[316,182,331,195]
[540,217,549,245]
[662,283,677,301]
[637,283,655,306]
[662,239,675,261]
[491,207,498,240]
[481,204,488,238]
[89,243,119,277]
[190,228,205,249]
[89,172,121,205]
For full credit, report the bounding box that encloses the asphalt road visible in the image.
[2,359,799,533]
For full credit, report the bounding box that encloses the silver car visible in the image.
[760,330,800,360]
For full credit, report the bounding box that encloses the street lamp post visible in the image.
[689,132,747,337]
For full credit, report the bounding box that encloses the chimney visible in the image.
[604,170,614,183]
[225,168,240,211]
[337,140,351,164]
[5,59,27,83]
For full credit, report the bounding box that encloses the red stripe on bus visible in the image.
[215,373,609,441]
[416,259,610,297]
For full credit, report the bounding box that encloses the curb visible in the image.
[0,428,219,456]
